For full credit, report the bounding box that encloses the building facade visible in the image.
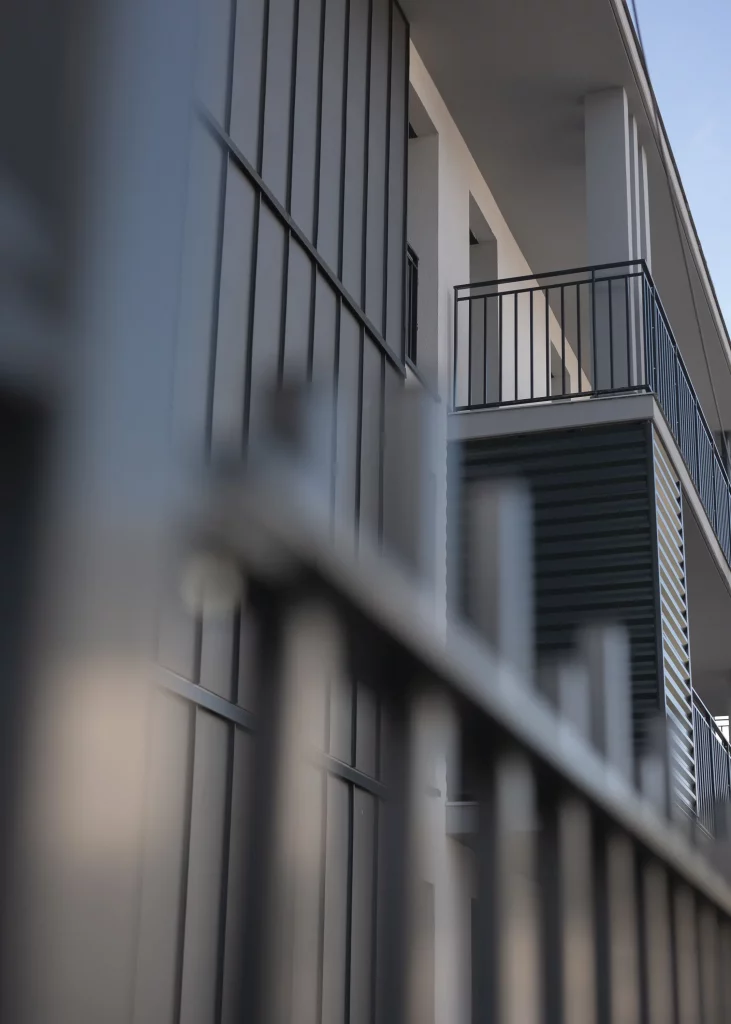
[4,0,731,1022]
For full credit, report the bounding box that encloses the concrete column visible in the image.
[584,88,651,390]
[585,88,635,267]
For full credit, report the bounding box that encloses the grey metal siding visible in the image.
[459,422,662,750]
[165,0,411,700]
[145,1,411,1020]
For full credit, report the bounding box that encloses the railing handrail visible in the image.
[456,257,650,295]
[455,270,647,302]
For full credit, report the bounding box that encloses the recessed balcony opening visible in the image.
[685,502,731,832]
[406,85,437,386]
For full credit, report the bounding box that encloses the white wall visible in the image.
[409,46,587,415]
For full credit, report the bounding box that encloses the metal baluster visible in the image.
[641,862,675,1024]
[625,275,631,387]
[483,295,488,406]
[530,289,534,400]
[545,287,550,398]
[514,291,519,402]
[561,284,566,395]
[591,268,597,391]
[453,287,459,408]
[673,323,681,437]
[468,293,473,408]
[577,283,583,393]
[498,291,503,403]
[674,886,702,1024]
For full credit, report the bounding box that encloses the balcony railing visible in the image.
[694,690,731,837]
[453,260,731,568]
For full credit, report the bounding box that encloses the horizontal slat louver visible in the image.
[653,434,696,814]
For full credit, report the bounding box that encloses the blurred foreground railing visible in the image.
[188,416,731,1023]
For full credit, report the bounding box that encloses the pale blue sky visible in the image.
[635,0,731,326]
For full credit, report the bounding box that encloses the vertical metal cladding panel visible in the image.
[652,431,696,814]
[459,422,662,751]
[145,4,411,1021]
[187,0,409,528]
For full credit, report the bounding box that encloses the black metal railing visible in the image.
[454,260,731,570]
[406,243,419,365]
[693,691,731,837]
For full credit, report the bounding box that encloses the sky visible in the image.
[633,0,731,326]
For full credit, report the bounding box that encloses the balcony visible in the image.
[453,261,731,573]
[694,690,731,837]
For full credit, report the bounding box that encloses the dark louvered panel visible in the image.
[653,433,696,815]
[458,421,661,751]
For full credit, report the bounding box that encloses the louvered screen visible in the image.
[653,433,696,814]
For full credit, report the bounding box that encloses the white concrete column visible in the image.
[584,88,652,390]
[585,88,635,267]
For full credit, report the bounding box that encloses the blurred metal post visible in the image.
[495,753,541,1024]
[542,656,596,1024]
[464,479,534,682]
[605,832,642,1024]
[674,886,702,1022]
[639,713,671,816]
[257,601,342,1024]
[540,655,591,737]
[581,624,633,782]
[640,862,675,1024]
[383,385,439,593]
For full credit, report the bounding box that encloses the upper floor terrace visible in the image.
[452,258,731,576]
